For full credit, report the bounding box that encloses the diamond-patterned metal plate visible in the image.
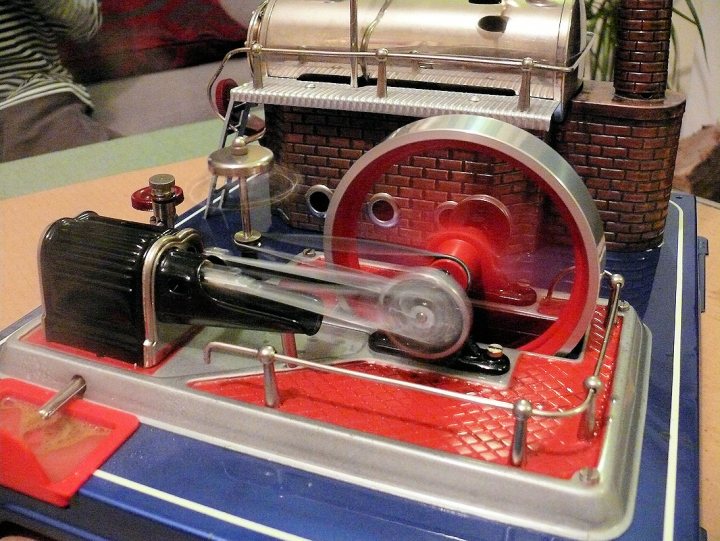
[190,307,621,479]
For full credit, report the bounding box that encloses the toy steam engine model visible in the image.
[0,1,692,540]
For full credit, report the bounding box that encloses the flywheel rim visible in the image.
[324,115,605,356]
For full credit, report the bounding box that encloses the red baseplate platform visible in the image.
[0,378,139,506]
[190,307,621,479]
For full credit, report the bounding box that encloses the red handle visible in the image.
[131,185,184,211]
[215,78,238,116]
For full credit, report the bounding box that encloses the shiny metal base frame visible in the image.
[0,305,651,540]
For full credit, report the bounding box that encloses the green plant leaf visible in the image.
[674,0,707,62]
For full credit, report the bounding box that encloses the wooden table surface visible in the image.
[696,200,719,540]
[0,157,211,329]
[0,150,717,539]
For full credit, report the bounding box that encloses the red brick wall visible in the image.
[265,106,407,231]
[552,80,685,251]
[266,105,550,254]
[265,79,685,253]
[356,149,546,254]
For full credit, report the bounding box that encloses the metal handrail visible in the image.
[202,272,624,467]
[204,341,514,410]
[207,31,596,118]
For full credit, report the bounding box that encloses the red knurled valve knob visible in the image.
[215,78,237,116]
[131,173,184,228]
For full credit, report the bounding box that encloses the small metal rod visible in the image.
[220,180,231,208]
[253,47,584,74]
[361,0,388,49]
[141,229,203,367]
[38,376,86,419]
[234,104,251,144]
[281,333,298,358]
[518,57,533,111]
[251,43,265,89]
[238,175,253,236]
[204,175,221,219]
[219,97,240,147]
[595,273,625,376]
[531,393,593,419]
[578,375,602,440]
[376,48,389,98]
[603,273,625,329]
[543,265,575,301]
[349,0,359,88]
[206,47,249,120]
[257,346,281,407]
[510,399,532,467]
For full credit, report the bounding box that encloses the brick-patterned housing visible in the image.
[264,2,684,253]
[554,81,684,250]
[614,0,673,99]
[266,106,551,255]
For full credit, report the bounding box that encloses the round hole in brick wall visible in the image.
[367,193,400,228]
[305,185,334,219]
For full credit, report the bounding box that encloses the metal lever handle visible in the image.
[38,375,86,419]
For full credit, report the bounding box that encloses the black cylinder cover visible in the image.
[40,212,166,362]
[40,212,323,364]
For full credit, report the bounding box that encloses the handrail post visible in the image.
[349,0,359,88]
[376,48,389,98]
[251,43,265,89]
[510,399,532,466]
[579,375,603,440]
[518,57,533,111]
[604,273,625,328]
[589,272,626,377]
[258,345,281,408]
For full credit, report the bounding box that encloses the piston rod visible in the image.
[200,259,472,359]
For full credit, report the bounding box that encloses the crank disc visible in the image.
[380,268,473,360]
[324,115,605,356]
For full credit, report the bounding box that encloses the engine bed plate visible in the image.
[0,300,650,539]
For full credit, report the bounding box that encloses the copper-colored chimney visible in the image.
[613,0,673,99]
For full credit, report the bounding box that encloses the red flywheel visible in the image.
[324,115,605,356]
